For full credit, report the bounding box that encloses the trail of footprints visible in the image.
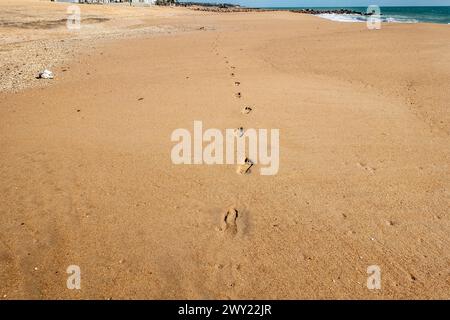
[219,53,255,177]
[209,47,256,239]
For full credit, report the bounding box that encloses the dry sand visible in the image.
[0,0,449,299]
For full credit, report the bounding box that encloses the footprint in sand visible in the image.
[386,220,396,226]
[234,127,244,138]
[219,208,239,236]
[241,106,252,114]
[234,81,240,86]
[356,162,376,174]
[235,92,242,98]
[236,158,253,175]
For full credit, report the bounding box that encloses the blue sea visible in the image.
[260,6,450,24]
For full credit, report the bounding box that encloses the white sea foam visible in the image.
[316,13,418,24]
[316,13,366,23]
[384,16,419,23]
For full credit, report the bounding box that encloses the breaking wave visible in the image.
[316,13,419,24]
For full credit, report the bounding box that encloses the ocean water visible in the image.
[261,6,450,24]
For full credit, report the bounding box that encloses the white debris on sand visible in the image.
[38,69,54,79]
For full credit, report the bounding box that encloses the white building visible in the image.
[55,0,156,4]
[131,0,156,5]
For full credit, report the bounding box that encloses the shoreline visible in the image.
[179,3,450,24]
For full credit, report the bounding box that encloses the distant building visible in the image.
[131,0,156,5]
[55,0,112,3]
[55,0,157,3]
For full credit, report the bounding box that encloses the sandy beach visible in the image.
[0,0,449,299]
